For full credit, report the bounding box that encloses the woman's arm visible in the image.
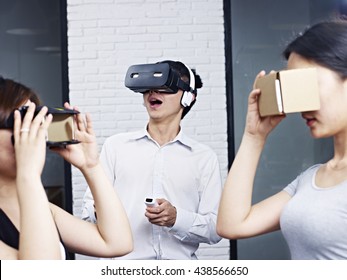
[217,132,291,239]
[13,103,62,259]
[52,104,132,257]
[50,164,133,257]
[217,72,289,239]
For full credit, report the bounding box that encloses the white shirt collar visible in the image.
[129,126,194,150]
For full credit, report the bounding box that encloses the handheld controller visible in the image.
[144,197,158,207]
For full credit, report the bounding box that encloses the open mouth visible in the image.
[149,98,163,106]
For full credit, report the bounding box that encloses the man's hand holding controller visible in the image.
[144,197,177,227]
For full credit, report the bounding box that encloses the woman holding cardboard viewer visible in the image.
[0,77,132,259]
[217,17,347,259]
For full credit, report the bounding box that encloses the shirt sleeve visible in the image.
[168,153,223,245]
[81,139,115,223]
[81,186,96,223]
[283,164,320,197]
[283,178,299,197]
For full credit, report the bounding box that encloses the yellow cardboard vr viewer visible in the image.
[4,106,80,147]
[255,68,320,117]
[47,108,79,147]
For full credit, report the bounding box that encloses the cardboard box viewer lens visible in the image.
[255,68,320,117]
[48,114,75,143]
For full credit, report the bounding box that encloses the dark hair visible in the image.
[0,77,41,127]
[158,60,203,119]
[283,17,347,79]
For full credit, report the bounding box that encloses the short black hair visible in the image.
[158,60,203,119]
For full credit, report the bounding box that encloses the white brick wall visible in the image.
[67,0,229,260]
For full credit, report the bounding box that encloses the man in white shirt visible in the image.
[82,60,222,259]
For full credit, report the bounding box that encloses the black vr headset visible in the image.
[124,63,196,107]
[2,106,80,147]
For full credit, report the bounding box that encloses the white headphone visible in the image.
[181,64,196,107]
